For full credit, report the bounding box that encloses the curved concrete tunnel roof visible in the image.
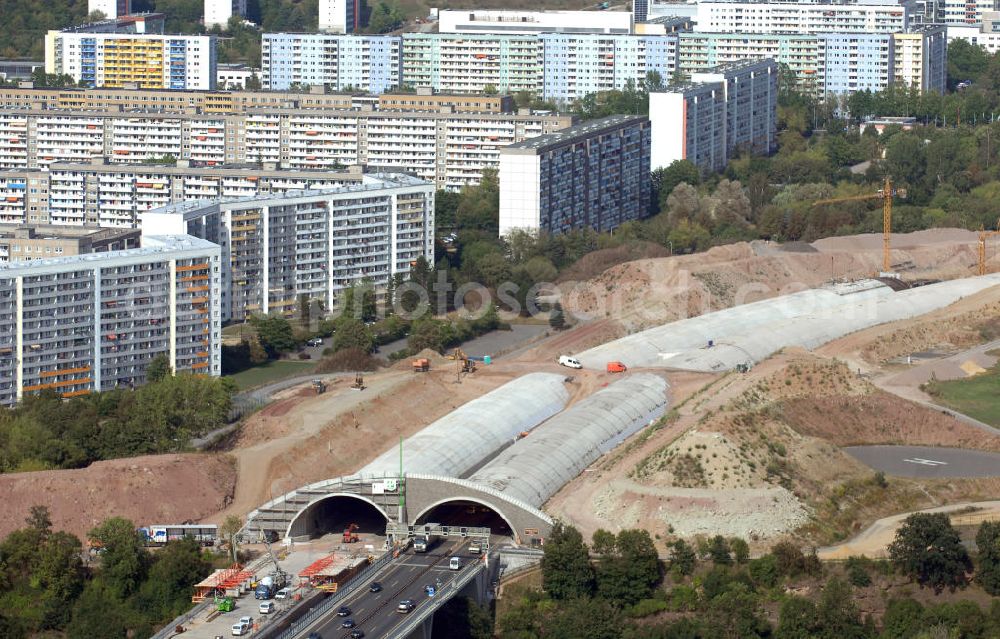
[469,373,669,507]
[577,275,1000,372]
[357,372,571,479]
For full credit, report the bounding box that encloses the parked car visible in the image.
[231,621,250,636]
[558,355,582,369]
[259,601,275,615]
[307,337,323,347]
[275,587,292,600]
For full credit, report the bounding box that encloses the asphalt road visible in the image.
[844,445,1000,478]
[298,540,474,639]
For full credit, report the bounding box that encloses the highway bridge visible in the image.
[269,537,491,639]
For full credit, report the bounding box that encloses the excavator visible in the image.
[450,348,477,375]
[343,523,360,543]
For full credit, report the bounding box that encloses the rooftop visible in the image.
[0,235,218,274]
[500,114,647,152]
[147,173,431,216]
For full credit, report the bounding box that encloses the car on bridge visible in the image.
[369,581,382,592]
[342,618,356,628]
[397,599,416,613]
[337,606,352,617]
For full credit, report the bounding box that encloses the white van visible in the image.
[275,587,292,600]
[449,556,461,570]
[231,621,250,636]
[558,355,582,369]
[259,601,275,615]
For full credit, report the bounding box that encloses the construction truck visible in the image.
[254,574,287,600]
[343,523,360,543]
[216,596,234,612]
[311,379,327,394]
[412,358,430,372]
[413,532,439,553]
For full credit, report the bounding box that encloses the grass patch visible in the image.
[224,360,317,390]
[924,363,1000,426]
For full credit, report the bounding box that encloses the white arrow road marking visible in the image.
[903,458,948,466]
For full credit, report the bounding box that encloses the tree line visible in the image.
[495,515,1000,638]
[0,356,233,473]
[0,507,217,639]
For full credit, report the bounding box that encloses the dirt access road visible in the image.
[818,501,1000,559]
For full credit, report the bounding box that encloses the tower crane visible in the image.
[812,177,906,273]
[978,219,1000,275]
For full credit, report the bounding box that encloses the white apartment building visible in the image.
[438,9,634,34]
[205,0,248,28]
[0,234,222,407]
[45,31,217,90]
[262,33,401,92]
[319,0,357,33]
[217,63,258,89]
[0,108,573,194]
[948,13,1000,52]
[694,0,916,35]
[690,59,778,157]
[141,175,434,321]
[942,0,1000,24]
[89,0,131,19]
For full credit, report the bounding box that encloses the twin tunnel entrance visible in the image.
[291,495,514,540]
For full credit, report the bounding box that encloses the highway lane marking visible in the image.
[903,458,948,466]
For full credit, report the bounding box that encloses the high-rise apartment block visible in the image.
[263,32,678,99]
[204,0,248,28]
[694,0,915,35]
[677,29,945,97]
[948,13,1000,52]
[651,60,777,173]
[437,9,634,34]
[319,0,358,33]
[141,175,434,321]
[499,115,651,236]
[89,0,131,19]
[942,0,1000,24]
[0,234,222,407]
[0,102,572,196]
[45,32,217,89]
[262,34,401,92]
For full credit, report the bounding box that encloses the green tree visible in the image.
[593,529,661,605]
[549,302,566,330]
[880,598,925,639]
[219,515,244,564]
[730,537,750,564]
[333,317,375,353]
[776,595,818,639]
[976,520,1000,595]
[541,522,595,600]
[36,531,85,628]
[709,535,732,565]
[889,513,972,592]
[87,517,148,599]
[653,160,701,212]
[250,314,297,354]
[137,536,212,619]
[669,538,697,577]
[145,353,171,383]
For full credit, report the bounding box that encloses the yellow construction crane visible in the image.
[978,218,1000,275]
[812,176,905,273]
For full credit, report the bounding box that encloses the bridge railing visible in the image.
[270,549,398,639]
[390,560,486,638]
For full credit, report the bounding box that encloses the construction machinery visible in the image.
[351,373,366,390]
[812,176,905,273]
[311,379,327,394]
[412,358,430,372]
[450,348,477,376]
[978,219,1000,275]
[342,523,360,543]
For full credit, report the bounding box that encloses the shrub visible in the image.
[314,348,381,373]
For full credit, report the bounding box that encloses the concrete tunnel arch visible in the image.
[412,496,519,539]
[286,492,391,539]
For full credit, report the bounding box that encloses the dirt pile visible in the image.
[559,230,984,333]
[859,302,1000,364]
[0,454,236,542]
